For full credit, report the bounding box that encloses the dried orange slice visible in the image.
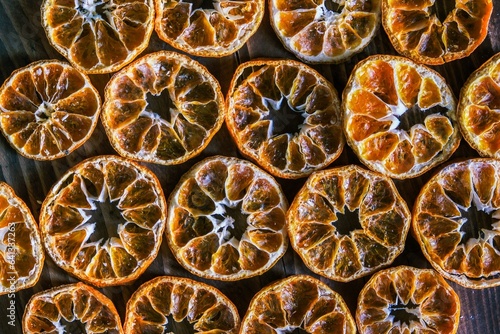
[226,59,344,179]
[124,275,240,333]
[0,182,44,296]
[23,282,124,333]
[270,0,381,63]
[102,51,225,166]
[382,0,493,65]
[357,265,461,334]
[343,54,460,179]
[413,158,500,289]
[39,155,167,287]
[287,165,411,282]
[0,60,101,160]
[166,155,288,281]
[154,0,264,57]
[458,52,500,158]
[41,0,154,74]
[240,274,356,333]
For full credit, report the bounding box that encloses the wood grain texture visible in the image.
[0,0,499,333]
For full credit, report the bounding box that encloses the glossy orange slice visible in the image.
[166,155,288,281]
[0,60,101,160]
[124,275,240,333]
[39,155,167,287]
[287,165,411,282]
[226,59,344,179]
[102,51,225,166]
[343,54,460,179]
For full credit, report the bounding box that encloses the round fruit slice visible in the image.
[240,275,356,333]
[23,282,124,333]
[226,59,344,179]
[0,182,44,295]
[154,0,264,57]
[39,155,167,287]
[458,52,500,158]
[270,0,381,63]
[41,0,155,74]
[413,158,500,289]
[124,276,240,333]
[0,60,101,160]
[382,0,493,65]
[343,54,460,179]
[166,155,288,281]
[357,266,460,334]
[287,165,411,282]
[102,51,225,166]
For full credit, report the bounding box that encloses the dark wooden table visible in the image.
[1,1,500,333]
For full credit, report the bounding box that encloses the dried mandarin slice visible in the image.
[382,0,492,64]
[39,155,167,287]
[343,55,460,179]
[357,265,460,334]
[42,0,154,74]
[226,59,344,179]
[270,0,381,63]
[23,282,124,333]
[102,51,225,166]
[413,158,500,288]
[240,275,356,333]
[166,155,288,281]
[458,52,500,158]
[154,0,264,57]
[0,60,100,160]
[287,165,411,282]
[124,276,240,333]
[0,183,44,295]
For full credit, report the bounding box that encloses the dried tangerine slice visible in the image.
[124,276,240,333]
[413,158,500,288]
[240,275,356,333]
[357,265,460,334]
[382,0,493,65]
[226,59,344,179]
[39,155,167,287]
[270,0,381,63]
[458,52,500,158]
[42,0,154,74]
[0,60,100,160]
[287,165,411,282]
[0,183,44,295]
[23,282,124,333]
[102,51,225,166]
[343,55,460,179]
[154,0,264,57]
[166,155,288,281]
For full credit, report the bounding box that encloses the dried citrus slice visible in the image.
[166,155,288,281]
[0,182,44,296]
[226,59,344,179]
[458,52,500,158]
[102,51,225,166]
[240,274,356,333]
[124,275,240,333]
[343,54,460,179]
[357,265,461,334]
[413,158,500,289]
[23,282,124,333]
[41,0,154,74]
[39,155,167,287]
[287,165,411,282]
[382,0,493,65]
[154,0,264,57]
[0,60,101,160]
[270,0,381,63]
